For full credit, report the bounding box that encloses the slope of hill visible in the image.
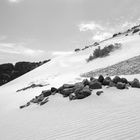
[0,26,140,140]
[83,55,140,77]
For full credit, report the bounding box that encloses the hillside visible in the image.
[83,55,140,77]
[0,25,140,140]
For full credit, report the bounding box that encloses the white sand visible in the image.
[0,34,140,140]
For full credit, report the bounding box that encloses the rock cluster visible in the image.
[20,75,140,109]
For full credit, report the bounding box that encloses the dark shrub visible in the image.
[75,48,80,52]
[133,28,140,34]
[113,33,118,37]
[87,43,121,62]
[94,42,99,46]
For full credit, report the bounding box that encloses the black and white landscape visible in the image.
[0,0,140,140]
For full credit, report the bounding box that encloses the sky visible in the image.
[0,0,140,64]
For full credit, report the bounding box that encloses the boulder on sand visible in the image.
[61,88,75,97]
[116,82,126,89]
[131,78,140,88]
[42,90,52,97]
[98,75,104,83]
[75,86,91,99]
[82,79,90,86]
[96,91,103,96]
[89,81,102,89]
[112,76,121,84]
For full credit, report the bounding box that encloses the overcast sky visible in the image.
[0,0,140,63]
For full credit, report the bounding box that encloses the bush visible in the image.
[133,28,140,34]
[87,43,121,62]
[75,48,80,52]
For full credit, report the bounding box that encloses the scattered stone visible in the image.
[51,87,58,93]
[121,78,128,84]
[75,86,91,99]
[98,75,104,83]
[19,105,26,109]
[62,84,75,89]
[116,82,126,89]
[96,91,103,96]
[90,77,98,82]
[131,78,140,88]
[42,90,51,97]
[61,88,75,97]
[82,79,90,86]
[102,79,110,86]
[40,97,49,106]
[113,76,121,84]
[109,81,115,87]
[89,81,102,89]
[69,93,76,101]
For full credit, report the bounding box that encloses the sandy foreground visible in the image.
[0,34,140,140]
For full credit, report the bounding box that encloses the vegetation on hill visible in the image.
[0,59,50,86]
[86,43,121,62]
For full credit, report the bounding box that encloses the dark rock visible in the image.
[62,84,75,89]
[89,81,102,89]
[61,88,75,97]
[40,97,49,105]
[109,81,115,87]
[69,93,76,100]
[75,48,80,52]
[102,79,110,86]
[131,78,140,88]
[82,79,90,86]
[116,82,126,89]
[112,76,121,84]
[19,105,26,109]
[75,86,91,99]
[121,78,128,84]
[74,82,84,90]
[51,87,58,93]
[105,76,112,81]
[42,90,51,97]
[90,77,98,82]
[96,91,103,96]
[98,75,104,83]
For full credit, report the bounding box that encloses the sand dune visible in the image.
[1,33,140,140]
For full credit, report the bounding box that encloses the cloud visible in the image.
[78,19,140,41]
[0,42,44,56]
[79,22,104,32]
[79,22,112,41]
[8,0,23,3]
[52,51,74,56]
